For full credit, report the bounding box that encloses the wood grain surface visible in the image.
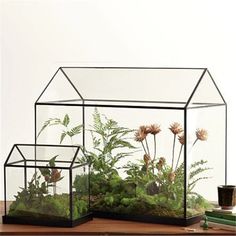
[0,201,234,235]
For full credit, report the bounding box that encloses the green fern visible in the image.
[37,114,83,144]
[87,108,136,174]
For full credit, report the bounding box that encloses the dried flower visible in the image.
[148,124,161,135]
[178,134,185,145]
[44,175,50,182]
[139,125,148,134]
[134,130,146,142]
[51,169,61,182]
[143,154,151,165]
[157,157,166,170]
[196,129,208,141]
[169,122,183,135]
[168,172,176,182]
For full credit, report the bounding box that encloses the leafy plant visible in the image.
[85,108,136,175]
[37,114,83,144]
[39,155,64,195]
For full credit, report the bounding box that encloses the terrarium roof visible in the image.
[36,67,226,109]
[5,144,81,169]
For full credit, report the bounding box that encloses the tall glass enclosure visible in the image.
[35,67,226,225]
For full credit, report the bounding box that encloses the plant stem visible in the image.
[153,135,157,162]
[152,135,157,174]
[145,137,150,156]
[171,134,176,170]
[141,141,148,155]
[189,138,198,153]
[53,182,56,195]
[175,144,183,171]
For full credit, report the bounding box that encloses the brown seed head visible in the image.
[134,130,146,142]
[168,172,176,182]
[196,129,208,141]
[157,157,166,170]
[44,175,50,182]
[134,125,149,142]
[148,124,161,135]
[51,169,61,182]
[178,134,185,145]
[169,122,183,135]
[143,154,151,165]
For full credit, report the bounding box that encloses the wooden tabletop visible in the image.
[0,202,234,235]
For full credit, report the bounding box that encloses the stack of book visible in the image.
[201,208,236,232]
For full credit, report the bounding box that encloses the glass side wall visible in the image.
[186,105,226,217]
[85,107,185,218]
[72,163,90,219]
[36,105,83,146]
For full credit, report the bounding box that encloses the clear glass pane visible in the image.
[86,107,185,218]
[36,104,83,146]
[13,145,79,166]
[187,70,225,108]
[72,163,90,220]
[5,146,25,165]
[186,105,226,217]
[37,69,82,103]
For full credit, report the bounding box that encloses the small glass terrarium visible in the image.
[35,67,227,225]
[3,144,92,227]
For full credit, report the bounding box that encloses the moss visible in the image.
[8,193,88,221]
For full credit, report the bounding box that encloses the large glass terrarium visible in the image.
[3,144,92,227]
[35,67,227,226]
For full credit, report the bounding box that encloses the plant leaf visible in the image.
[37,118,62,139]
[49,155,59,167]
[60,132,67,144]
[63,114,70,127]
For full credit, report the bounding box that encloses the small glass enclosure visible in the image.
[3,144,92,227]
[35,67,227,225]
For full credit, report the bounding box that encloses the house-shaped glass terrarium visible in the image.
[35,67,227,226]
[3,144,92,227]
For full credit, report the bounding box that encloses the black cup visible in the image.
[218,185,236,209]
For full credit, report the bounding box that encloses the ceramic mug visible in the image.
[218,185,236,210]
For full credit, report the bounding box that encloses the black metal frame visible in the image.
[3,144,93,227]
[32,67,227,226]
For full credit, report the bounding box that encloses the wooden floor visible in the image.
[0,202,234,235]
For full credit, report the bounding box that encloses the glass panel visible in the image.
[6,166,70,220]
[85,106,185,218]
[37,69,82,103]
[187,70,225,108]
[16,145,78,164]
[72,163,90,220]
[36,104,83,146]
[5,167,25,214]
[62,68,204,105]
[5,146,25,165]
[186,105,226,217]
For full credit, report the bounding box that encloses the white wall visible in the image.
[1,0,236,199]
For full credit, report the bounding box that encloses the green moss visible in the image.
[8,193,88,221]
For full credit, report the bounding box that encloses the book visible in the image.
[206,210,236,221]
[200,220,236,232]
[207,216,236,226]
[212,207,236,214]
